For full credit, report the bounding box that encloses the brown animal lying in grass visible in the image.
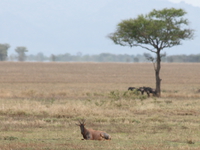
[76,119,111,141]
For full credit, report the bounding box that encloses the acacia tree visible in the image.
[15,46,28,61]
[0,44,10,61]
[108,8,194,97]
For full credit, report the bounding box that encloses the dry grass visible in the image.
[0,62,200,149]
[0,62,199,98]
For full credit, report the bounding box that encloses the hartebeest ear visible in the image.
[76,123,80,126]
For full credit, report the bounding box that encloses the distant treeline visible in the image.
[2,43,199,62]
[8,52,200,63]
[26,53,200,62]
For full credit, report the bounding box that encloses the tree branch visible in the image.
[135,44,157,53]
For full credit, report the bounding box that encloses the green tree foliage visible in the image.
[0,44,10,61]
[15,47,28,61]
[108,8,194,96]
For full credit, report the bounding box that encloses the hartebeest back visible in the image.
[76,120,111,141]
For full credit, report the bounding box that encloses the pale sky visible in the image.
[168,0,200,7]
[0,0,199,55]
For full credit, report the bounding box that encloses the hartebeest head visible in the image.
[76,119,111,141]
[76,119,86,136]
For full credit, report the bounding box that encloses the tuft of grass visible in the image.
[187,139,195,144]
[3,136,18,141]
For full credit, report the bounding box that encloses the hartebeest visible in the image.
[128,86,157,97]
[76,120,111,141]
[128,87,136,91]
[139,86,157,97]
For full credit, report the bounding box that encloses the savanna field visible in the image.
[0,62,200,150]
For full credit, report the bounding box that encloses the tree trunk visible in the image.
[155,51,162,97]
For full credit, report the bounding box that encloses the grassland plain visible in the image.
[0,62,200,150]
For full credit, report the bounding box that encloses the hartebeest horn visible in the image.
[76,119,86,126]
[81,119,86,124]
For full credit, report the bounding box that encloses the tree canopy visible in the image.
[15,46,28,61]
[0,44,10,61]
[108,8,194,53]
